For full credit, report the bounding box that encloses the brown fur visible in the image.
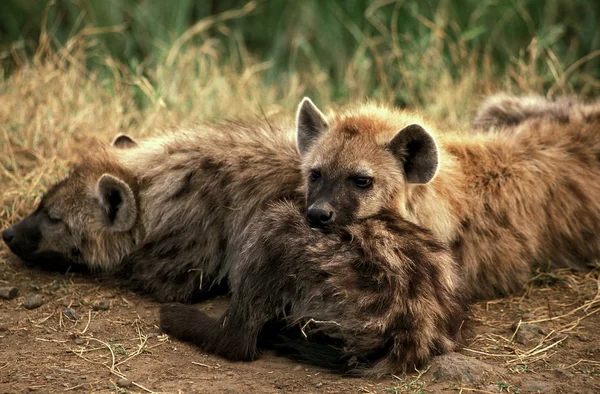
[160,200,467,376]
[296,99,600,299]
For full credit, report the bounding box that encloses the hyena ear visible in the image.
[111,134,137,149]
[388,124,439,184]
[296,97,328,155]
[96,174,138,232]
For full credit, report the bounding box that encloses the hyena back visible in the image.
[2,120,302,302]
[472,93,600,130]
[160,200,467,375]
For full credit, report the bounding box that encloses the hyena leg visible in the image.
[160,294,277,361]
[472,93,576,130]
[159,201,316,362]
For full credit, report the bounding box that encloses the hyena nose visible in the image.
[306,204,335,227]
[2,227,14,245]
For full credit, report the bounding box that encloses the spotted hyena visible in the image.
[290,97,600,299]
[158,98,474,374]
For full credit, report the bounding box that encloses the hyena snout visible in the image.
[306,202,335,227]
[2,226,15,245]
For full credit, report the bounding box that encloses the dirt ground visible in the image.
[0,248,599,394]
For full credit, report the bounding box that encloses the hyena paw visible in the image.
[159,303,214,341]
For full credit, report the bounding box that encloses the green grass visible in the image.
[2,0,600,107]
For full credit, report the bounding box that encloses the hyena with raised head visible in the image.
[159,99,468,374]
[1,120,302,302]
[289,98,600,299]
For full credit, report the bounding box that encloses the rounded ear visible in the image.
[96,174,137,232]
[296,97,328,156]
[111,134,137,149]
[388,124,439,184]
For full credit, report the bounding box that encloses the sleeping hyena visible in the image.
[1,120,303,302]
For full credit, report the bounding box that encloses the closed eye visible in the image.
[46,212,63,224]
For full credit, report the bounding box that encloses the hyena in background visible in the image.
[288,97,600,299]
[1,120,302,302]
[472,93,600,130]
[161,200,467,375]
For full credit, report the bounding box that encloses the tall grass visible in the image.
[2,1,600,103]
[0,0,600,227]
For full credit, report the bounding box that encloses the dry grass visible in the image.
[465,265,600,371]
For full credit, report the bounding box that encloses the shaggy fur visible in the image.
[160,201,467,376]
[291,98,600,299]
[2,119,302,302]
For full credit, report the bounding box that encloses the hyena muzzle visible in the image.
[160,200,467,375]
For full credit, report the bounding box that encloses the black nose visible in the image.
[306,203,335,227]
[2,227,14,245]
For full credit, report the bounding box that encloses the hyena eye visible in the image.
[309,170,321,182]
[353,176,373,188]
[47,213,62,224]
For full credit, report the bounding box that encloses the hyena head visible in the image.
[296,98,439,229]
[1,135,141,271]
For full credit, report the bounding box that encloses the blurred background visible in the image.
[2,0,599,110]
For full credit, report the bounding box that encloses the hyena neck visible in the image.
[401,142,468,244]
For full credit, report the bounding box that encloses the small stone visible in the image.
[315,382,323,388]
[0,287,18,300]
[521,380,555,393]
[23,294,44,309]
[116,378,132,388]
[92,300,110,311]
[74,337,84,345]
[429,352,500,384]
[554,368,573,379]
[292,365,303,372]
[226,371,234,376]
[64,308,78,320]
[511,322,544,345]
[576,334,590,342]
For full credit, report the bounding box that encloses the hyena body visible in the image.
[2,120,302,302]
[289,98,600,299]
[161,200,467,375]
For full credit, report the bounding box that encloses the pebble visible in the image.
[23,294,44,309]
[92,300,110,311]
[74,337,85,345]
[511,322,544,345]
[64,308,78,320]
[315,382,323,388]
[430,352,499,384]
[0,286,18,300]
[116,378,132,388]
[521,380,555,393]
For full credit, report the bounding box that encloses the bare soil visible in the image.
[0,249,599,394]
